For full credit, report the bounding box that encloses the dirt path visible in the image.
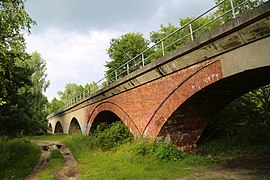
[55,145,78,179]
[179,153,270,180]
[25,140,78,180]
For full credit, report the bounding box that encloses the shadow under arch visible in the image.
[48,123,53,133]
[89,110,121,134]
[86,101,140,136]
[54,121,63,133]
[69,117,82,134]
[157,66,270,151]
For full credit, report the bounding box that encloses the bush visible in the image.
[131,139,183,162]
[93,122,133,151]
[65,121,133,152]
[0,137,41,179]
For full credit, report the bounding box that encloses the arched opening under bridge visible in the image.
[89,110,122,134]
[69,118,82,134]
[54,121,64,133]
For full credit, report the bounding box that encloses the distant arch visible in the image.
[86,101,140,136]
[48,123,52,133]
[68,117,82,134]
[54,121,63,133]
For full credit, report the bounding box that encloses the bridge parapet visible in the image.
[48,1,270,151]
[48,0,269,116]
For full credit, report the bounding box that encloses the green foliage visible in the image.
[131,139,184,162]
[0,0,35,105]
[0,1,49,136]
[149,15,219,60]
[50,149,63,159]
[0,137,41,179]
[62,134,215,179]
[57,83,84,105]
[215,0,263,22]
[48,97,64,114]
[203,88,270,142]
[66,121,133,152]
[150,23,182,58]
[36,149,64,180]
[105,32,150,82]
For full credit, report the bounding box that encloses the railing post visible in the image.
[161,41,165,56]
[115,70,118,80]
[142,53,145,67]
[189,23,194,41]
[229,0,236,18]
[127,62,129,75]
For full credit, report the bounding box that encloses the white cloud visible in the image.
[25,28,123,101]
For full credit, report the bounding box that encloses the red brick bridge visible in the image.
[48,2,270,151]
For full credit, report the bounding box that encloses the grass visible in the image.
[36,149,64,180]
[24,121,270,179]
[63,134,217,179]
[0,137,41,179]
[30,133,69,142]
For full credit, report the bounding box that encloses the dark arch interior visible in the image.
[69,118,81,134]
[54,121,63,133]
[158,66,270,150]
[89,111,121,134]
[48,123,52,133]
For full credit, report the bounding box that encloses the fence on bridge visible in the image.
[48,0,263,118]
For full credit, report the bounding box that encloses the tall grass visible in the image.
[63,122,217,179]
[0,137,41,179]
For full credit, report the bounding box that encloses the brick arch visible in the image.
[54,121,64,133]
[143,60,223,147]
[68,117,82,134]
[86,101,140,136]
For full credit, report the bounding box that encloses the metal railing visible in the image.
[48,0,261,118]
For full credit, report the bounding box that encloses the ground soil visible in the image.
[25,140,78,180]
[26,140,270,180]
[180,153,270,180]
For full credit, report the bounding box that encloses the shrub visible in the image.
[131,139,183,162]
[65,121,133,152]
[0,137,41,179]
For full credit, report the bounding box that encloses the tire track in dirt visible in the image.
[25,140,78,180]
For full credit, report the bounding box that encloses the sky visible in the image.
[25,0,215,101]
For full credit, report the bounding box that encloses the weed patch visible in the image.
[36,149,64,180]
[0,137,41,179]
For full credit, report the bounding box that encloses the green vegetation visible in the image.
[30,134,69,142]
[50,0,264,111]
[197,87,270,164]
[63,122,216,179]
[36,149,64,180]
[0,137,41,179]
[0,1,49,136]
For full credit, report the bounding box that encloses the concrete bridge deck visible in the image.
[48,1,270,151]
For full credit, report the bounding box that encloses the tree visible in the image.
[24,52,50,135]
[149,15,219,60]
[0,0,42,136]
[0,0,36,105]
[150,23,182,58]
[105,32,149,82]
[84,81,99,94]
[215,0,263,22]
[248,85,270,125]
[57,83,84,104]
[48,97,64,114]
